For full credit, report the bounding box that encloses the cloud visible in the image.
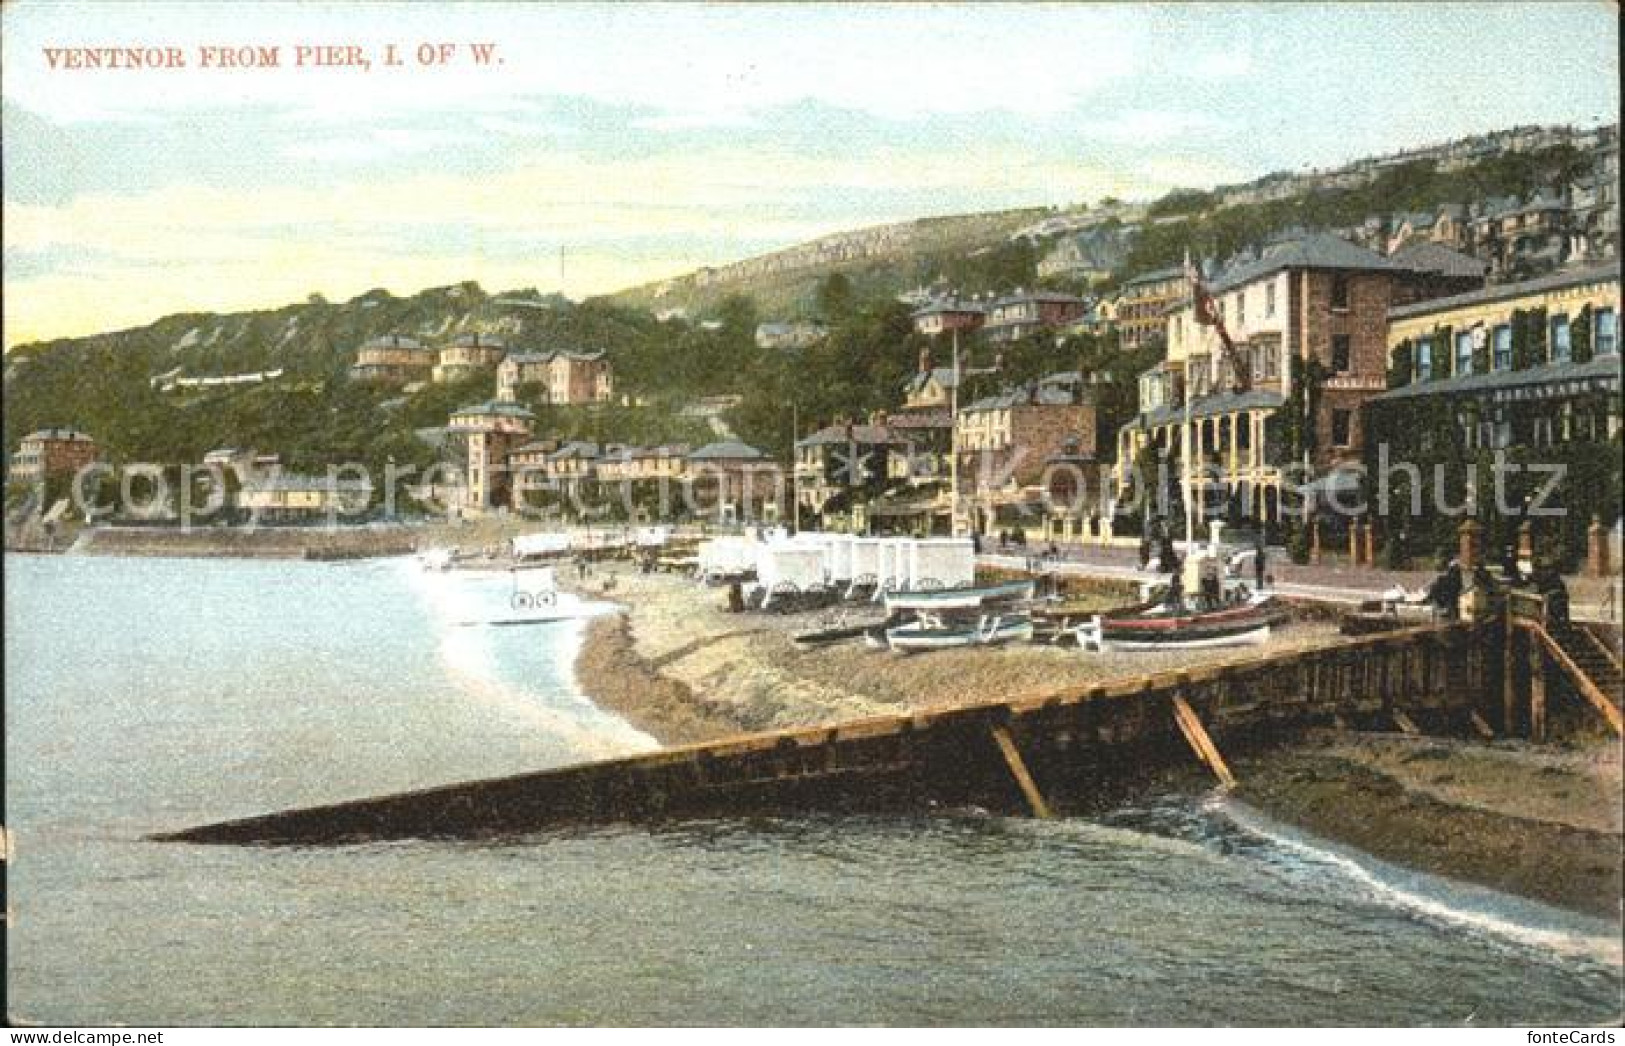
[1088,109,1230,146]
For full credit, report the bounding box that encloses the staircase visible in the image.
[1545,621,1625,730]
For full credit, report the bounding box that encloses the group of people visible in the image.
[1423,546,1569,625]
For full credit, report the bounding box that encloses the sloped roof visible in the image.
[548,440,600,460]
[902,367,960,394]
[1372,354,1621,403]
[1126,389,1287,430]
[962,381,1087,412]
[911,299,987,317]
[1209,233,1394,293]
[989,290,1087,308]
[1121,266,1184,290]
[450,332,505,349]
[1388,241,1489,280]
[1388,261,1620,320]
[796,424,904,448]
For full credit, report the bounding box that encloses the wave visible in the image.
[403,561,659,761]
[1208,794,1623,970]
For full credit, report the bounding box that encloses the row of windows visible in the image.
[1413,307,1617,379]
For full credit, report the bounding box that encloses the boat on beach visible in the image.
[883,609,1035,652]
[1072,593,1278,651]
[883,579,1035,612]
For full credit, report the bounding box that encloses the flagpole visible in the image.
[949,326,961,538]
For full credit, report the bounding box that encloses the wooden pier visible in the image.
[154,612,1619,846]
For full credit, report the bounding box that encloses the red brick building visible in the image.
[9,428,99,488]
[1116,233,1463,524]
[956,376,1096,533]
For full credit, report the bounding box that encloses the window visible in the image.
[1265,281,1277,318]
[1236,291,1246,327]
[1331,334,1351,373]
[1455,331,1474,375]
[1331,409,1352,447]
[1550,314,1571,362]
[1492,324,1512,371]
[1330,274,1350,309]
[1416,337,1433,380]
[1597,308,1618,355]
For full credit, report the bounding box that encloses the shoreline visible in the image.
[565,559,1623,920]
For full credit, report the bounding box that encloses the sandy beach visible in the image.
[569,560,1345,738]
[563,558,1623,918]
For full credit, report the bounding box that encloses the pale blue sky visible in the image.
[2,1,1617,346]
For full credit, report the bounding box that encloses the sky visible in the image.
[2,1,1618,349]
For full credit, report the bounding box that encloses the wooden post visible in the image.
[1469,710,1495,739]
[990,724,1052,819]
[1171,694,1236,788]
[1309,519,1322,565]
[1588,515,1611,577]
[1349,521,1361,564]
[1362,521,1376,568]
[1502,612,1519,736]
[1392,710,1420,735]
[1529,646,1547,743]
[1459,518,1480,572]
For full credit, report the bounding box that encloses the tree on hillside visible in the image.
[815,272,857,325]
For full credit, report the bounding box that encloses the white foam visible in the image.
[1211,795,1623,968]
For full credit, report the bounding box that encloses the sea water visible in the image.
[5,555,1620,1026]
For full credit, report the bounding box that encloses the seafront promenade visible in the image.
[980,540,1624,622]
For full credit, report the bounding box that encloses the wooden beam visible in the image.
[1502,614,1518,736]
[1172,695,1236,788]
[990,725,1052,819]
[1469,711,1495,740]
[1392,710,1420,735]
[1524,622,1622,737]
[1530,646,1548,744]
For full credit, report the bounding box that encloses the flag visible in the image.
[1186,252,1222,328]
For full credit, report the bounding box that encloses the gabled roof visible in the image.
[962,381,1088,412]
[902,367,960,394]
[796,423,904,448]
[1209,233,1394,293]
